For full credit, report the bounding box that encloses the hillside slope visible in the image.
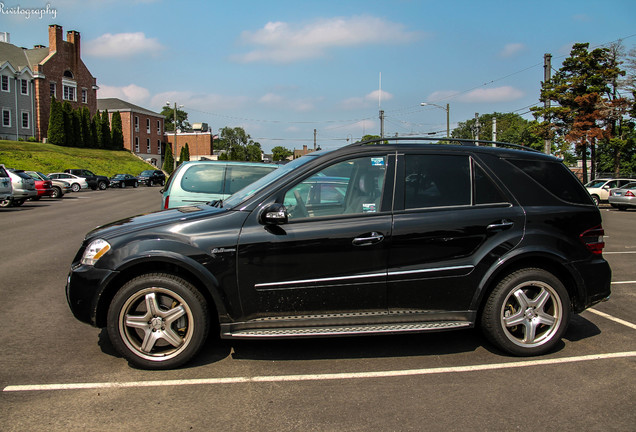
[0,141,158,177]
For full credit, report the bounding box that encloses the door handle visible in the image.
[487,220,514,231]
[352,232,385,246]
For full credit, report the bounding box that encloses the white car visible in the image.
[584,178,636,205]
[0,164,13,203]
[48,173,90,193]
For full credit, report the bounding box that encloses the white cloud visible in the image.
[500,43,526,58]
[460,86,524,103]
[340,89,393,110]
[232,15,421,63]
[84,32,164,58]
[258,93,316,112]
[97,84,150,105]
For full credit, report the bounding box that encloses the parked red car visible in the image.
[25,171,54,200]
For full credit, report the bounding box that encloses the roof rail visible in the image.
[350,136,542,153]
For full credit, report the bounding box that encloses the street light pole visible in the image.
[167,101,182,171]
[420,103,450,138]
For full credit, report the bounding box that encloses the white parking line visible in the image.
[4,351,636,393]
[611,280,636,285]
[588,308,636,330]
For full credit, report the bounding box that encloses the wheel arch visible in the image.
[472,251,582,319]
[94,255,228,328]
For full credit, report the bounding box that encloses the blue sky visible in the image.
[2,0,636,152]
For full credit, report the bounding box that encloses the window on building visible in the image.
[135,137,139,153]
[20,79,28,95]
[157,120,161,134]
[134,116,139,132]
[63,85,76,101]
[1,76,9,92]
[21,111,29,129]
[50,82,56,98]
[63,70,74,79]
[158,140,162,154]
[2,109,11,127]
[147,138,151,153]
[146,119,150,133]
[81,89,87,104]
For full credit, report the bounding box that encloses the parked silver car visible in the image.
[608,181,636,210]
[0,164,13,203]
[48,173,89,193]
[0,169,37,207]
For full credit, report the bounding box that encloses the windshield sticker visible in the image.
[371,157,385,167]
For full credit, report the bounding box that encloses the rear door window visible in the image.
[224,165,275,195]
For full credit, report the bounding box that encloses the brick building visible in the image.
[97,98,166,167]
[165,124,216,162]
[0,25,98,141]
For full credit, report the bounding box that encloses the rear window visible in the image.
[508,159,592,205]
[180,164,225,194]
[225,165,276,195]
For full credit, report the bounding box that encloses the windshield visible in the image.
[140,170,153,175]
[222,155,321,209]
[585,180,608,188]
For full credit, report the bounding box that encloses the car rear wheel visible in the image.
[51,187,62,198]
[481,268,570,356]
[0,199,12,207]
[133,181,138,188]
[99,181,108,190]
[591,195,600,206]
[71,183,81,192]
[107,273,210,369]
[120,182,125,188]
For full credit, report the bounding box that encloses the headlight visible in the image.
[81,239,111,265]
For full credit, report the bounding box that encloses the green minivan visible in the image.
[161,161,278,209]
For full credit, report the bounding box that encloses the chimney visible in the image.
[67,30,80,66]
[48,24,63,53]
[0,32,9,43]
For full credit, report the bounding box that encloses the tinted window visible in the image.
[180,165,225,194]
[404,154,470,209]
[474,162,508,204]
[284,156,386,219]
[508,159,592,205]
[225,166,276,195]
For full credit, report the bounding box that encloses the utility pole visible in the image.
[472,113,481,145]
[544,53,552,155]
[492,116,497,146]
[173,102,178,171]
[313,129,317,151]
[379,109,385,138]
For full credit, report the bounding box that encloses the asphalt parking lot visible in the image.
[1,187,634,431]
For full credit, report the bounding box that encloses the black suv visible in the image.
[138,169,166,187]
[64,169,110,190]
[66,138,611,369]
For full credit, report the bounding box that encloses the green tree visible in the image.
[80,107,94,148]
[110,111,124,150]
[99,110,111,150]
[272,146,293,161]
[217,127,262,161]
[47,96,64,146]
[452,113,542,149]
[184,143,190,161]
[163,144,175,175]
[531,43,626,181]
[62,101,74,147]
[161,103,190,132]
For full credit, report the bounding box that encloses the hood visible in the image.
[86,205,226,240]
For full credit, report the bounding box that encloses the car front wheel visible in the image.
[107,273,210,369]
[51,187,62,198]
[481,268,570,356]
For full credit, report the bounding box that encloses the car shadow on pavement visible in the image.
[229,329,483,362]
[562,314,601,342]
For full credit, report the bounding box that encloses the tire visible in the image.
[31,196,41,201]
[71,183,81,192]
[107,273,210,370]
[51,187,62,198]
[0,199,12,207]
[99,181,108,190]
[160,180,165,186]
[133,181,138,188]
[13,198,26,207]
[591,195,600,206]
[480,268,570,356]
[120,182,125,188]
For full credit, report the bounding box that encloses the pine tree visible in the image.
[163,144,175,175]
[100,110,111,150]
[110,111,124,150]
[184,143,190,161]
[47,96,65,146]
[62,101,74,147]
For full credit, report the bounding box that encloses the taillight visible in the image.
[580,225,605,255]
[164,195,169,209]
[626,191,635,197]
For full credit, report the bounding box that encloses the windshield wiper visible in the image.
[209,199,223,208]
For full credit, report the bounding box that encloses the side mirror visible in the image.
[260,203,288,225]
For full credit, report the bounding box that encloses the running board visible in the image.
[226,321,471,339]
